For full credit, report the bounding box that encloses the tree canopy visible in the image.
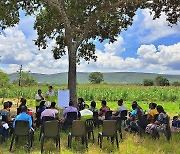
[0,0,180,103]
[155,75,170,86]
[89,72,104,84]
[0,71,10,87]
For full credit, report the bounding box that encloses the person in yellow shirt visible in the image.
[147,103,158,123]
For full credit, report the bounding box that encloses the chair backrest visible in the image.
[105,111,112,120]
[17,108,21,115]
[71,120,86,136]
[14,120,30,136]
[44,120,59,137]
[67,112,77,122]
[102,120,117,136]
[2,115,8,123]
[120,110,128,120]
[111,116,121,130]
[138,114,149,129]
[85,119,94,131]
[153,114,159,122]
[93,112,98,120]
[42,116,55,123]
[36,106,40,113]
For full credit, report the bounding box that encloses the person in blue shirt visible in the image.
[13,106,32,128]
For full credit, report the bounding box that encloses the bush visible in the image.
[143,78,154,86]
[172,81,180,87]
[155,76,169,86]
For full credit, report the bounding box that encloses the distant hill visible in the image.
[9,72,180,84]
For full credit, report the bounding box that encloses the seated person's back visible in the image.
[113,99,127,117]
[62,101,78,119]
[41,101,55,119]
[13,106,32,128]
[0,102,11,122]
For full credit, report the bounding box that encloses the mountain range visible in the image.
[9,72,180,84]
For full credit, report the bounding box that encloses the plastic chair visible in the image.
[85,119,95,141]
[9,120,33,151]
[39,116,55,141]
[98,120,119,148]
[111,116,123,140]
[120,110,128,120]
[64,112,77,129]
[105,111,112,120]
[68,120,88,148]
[40,120,60,153]
[93,112,102,127]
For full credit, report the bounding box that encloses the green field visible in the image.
[0,84,180,153]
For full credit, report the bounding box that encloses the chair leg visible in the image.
[85,136,88,148]
[111,137,114,144]
[28,135,31,151]
[9,134,15,151]
[100,136,102,149]
[39,127,42,141]
[68,135,72,148]
[92,131,95,142]
[58,137,60,150]
[41,135,44,153]
[82,136,84,144]
[116,136,119,148]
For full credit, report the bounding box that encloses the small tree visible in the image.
[155,76,170,86]
[13,72,37,87]
[89,72,104,84]
[0,71,10,87]
[143,78,154,86]
[172,81,180,87]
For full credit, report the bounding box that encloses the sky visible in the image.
[0,9,180,75]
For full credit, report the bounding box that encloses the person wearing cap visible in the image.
[40,101,55,119]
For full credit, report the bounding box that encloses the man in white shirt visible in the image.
[113,99,127,117]
[35,89,44,103]
[45,86,55,98]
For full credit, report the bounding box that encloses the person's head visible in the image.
[149,103,152,109]
[173,116,178,121]
[118,99,123,106]
[38,89,42,95]
[101,100,106,107]
[45,101,51,108]
[3,102,9,109]
[69,101,73,106]
[132,103,137,110]
[91,101,96,108]
[8,101,13,108]
[132,101,137,105]
[20,98,27,106]
[156,105,166,114]
[78,98,84,104]
[151,103,157,109]
[20,105,27,113]
[50,102,56,108]
[40,101,45,107]
[48,86,53,92]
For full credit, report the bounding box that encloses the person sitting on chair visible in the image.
[145,105,168,136]
[13,106,33,129]
[60,101,78,124]
[89,101,98,112]
[77,98,86,111]
[172,116,180,128]
[98,100,110,121]
[0,102,12,122]
[147,103,158,123]
[113,99,127,117]
[41,101,55,119]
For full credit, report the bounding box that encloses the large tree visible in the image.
[0,0,179,103]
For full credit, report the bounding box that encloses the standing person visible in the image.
[45,86,55,99]
[35,89,44,106]
[98,100,110,121]
[113,99,127,117]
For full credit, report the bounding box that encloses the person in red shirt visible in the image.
[98,100,110,121]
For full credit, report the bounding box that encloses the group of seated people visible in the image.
[0,97,179,142]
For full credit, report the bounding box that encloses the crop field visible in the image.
[0,84,179,153]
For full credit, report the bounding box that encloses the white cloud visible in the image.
[104,36,125,55]
[141,9,180,43]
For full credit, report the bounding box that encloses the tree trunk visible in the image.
[68,46,77,105]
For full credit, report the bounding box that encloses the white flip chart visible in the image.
[58,90,70,107]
